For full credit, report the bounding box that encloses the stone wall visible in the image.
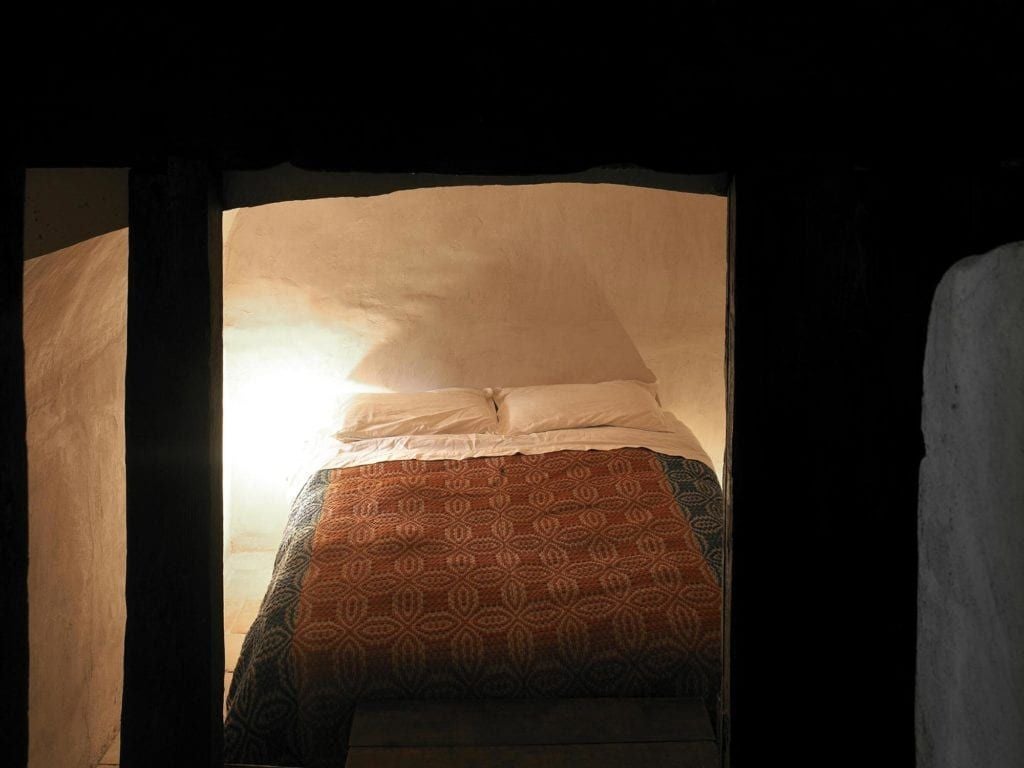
[917,241,1024,767]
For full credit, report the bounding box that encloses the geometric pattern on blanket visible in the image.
[224,448,723,768]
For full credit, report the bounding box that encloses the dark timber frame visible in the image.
[720,177,737,764]
[1,168,28,768]
[121,158,224,767]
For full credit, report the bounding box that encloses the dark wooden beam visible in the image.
[0,168,28,766]
[729,167,1024,766]
[220,166,730,210]
[122,158,223,767]
[349,698,715,748]
[730,171,912,766]
[720,176,737,765]
[347,698,718,768]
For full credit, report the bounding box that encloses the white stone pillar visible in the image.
[917,241,1024,768]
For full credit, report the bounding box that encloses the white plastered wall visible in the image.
[224,183,727,552]
[23,229,127,768]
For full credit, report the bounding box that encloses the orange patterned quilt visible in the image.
[224,448,723,767]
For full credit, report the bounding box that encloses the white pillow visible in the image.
[334,388,498,439]
[492,380,670,435]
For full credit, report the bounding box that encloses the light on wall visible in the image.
[222,321,388,551]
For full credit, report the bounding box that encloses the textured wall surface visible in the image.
[224,183,726,551]
[917,242,1024,768]
[23,230,127,768]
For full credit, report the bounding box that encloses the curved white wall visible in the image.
[24,230,127,768]
[224,183,727,551]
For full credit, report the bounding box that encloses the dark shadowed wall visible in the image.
[731,168,1024,767]
[23,169,128,261]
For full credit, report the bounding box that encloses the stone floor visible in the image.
[97,548,277,766]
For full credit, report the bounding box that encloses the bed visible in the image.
[223,392,724,768]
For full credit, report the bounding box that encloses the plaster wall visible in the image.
[23,230,127,768]
[224,183,726,551]
[917,242,1024,768]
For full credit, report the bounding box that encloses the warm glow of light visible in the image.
[221,186,727,550]
[222,322,389,551]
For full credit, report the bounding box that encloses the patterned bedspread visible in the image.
[224,448,723,767]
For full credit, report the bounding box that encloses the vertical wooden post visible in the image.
[730,171,925,765]
[720,175,736,766]
[0,167,28,767]
[122,158,223,767]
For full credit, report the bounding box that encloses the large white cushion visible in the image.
[334,387,497,439]
[492,380,669,435]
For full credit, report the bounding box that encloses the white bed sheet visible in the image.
[315,412,715,475]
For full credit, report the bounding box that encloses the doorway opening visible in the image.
[219,169,733,765]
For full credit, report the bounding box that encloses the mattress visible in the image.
[321,416,716,473]
[224,435,724,768]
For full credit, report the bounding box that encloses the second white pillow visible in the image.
[493,380,670,435]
